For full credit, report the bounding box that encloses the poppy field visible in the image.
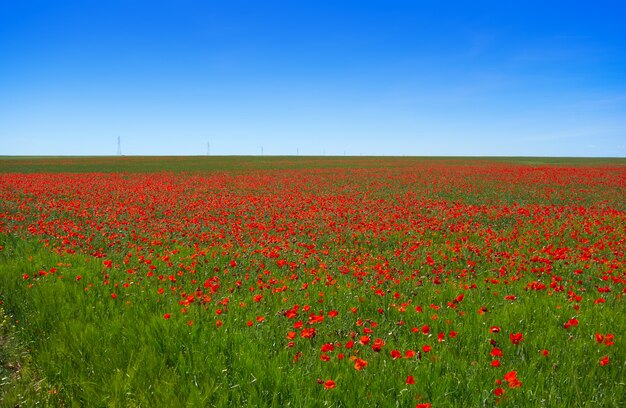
[0,156,625,407]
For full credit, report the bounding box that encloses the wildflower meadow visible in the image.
[0,156,624,407]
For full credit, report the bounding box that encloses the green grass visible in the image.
[1,234,624,407]
[0,157,624,407]
[0,155,624,173]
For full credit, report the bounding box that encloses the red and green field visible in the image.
[0,156,624,407]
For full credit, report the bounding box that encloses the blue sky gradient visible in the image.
[1,1,625,156]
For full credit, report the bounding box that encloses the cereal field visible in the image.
[0,156,624,407]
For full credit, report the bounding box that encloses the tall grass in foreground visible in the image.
[0,233,624,407]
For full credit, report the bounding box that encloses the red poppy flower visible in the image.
[354,358,368,370]
[324,379,335,389]
[599,356,610,366]
[372,338,385,352]
[504,371,522,388]
[309,313,324,324]
[301,327,316,338]
[509,333,524,345]
[321,343,335,353]
[563,318,578,329]
[504,371,517,382]
[406,375,415,384]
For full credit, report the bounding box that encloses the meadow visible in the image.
[0,156,624,407]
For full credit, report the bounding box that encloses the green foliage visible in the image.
[0,155,624,174]
[0,158,624,407]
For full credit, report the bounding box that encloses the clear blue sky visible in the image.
[1,1,625,156]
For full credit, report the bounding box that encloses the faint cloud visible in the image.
[465,33,496,59]
[375,71,519,108]
[583,93,626,107]
[511,35,606,63]
[524,124,625,143]
[555,91,626,114]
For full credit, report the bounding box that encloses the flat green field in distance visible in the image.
[1,155,625,173]
[0,156,624,407]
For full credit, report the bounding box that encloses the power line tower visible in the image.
[117,136,122,156]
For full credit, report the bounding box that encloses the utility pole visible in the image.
[117,136,122,156]
[207,141,210,156]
